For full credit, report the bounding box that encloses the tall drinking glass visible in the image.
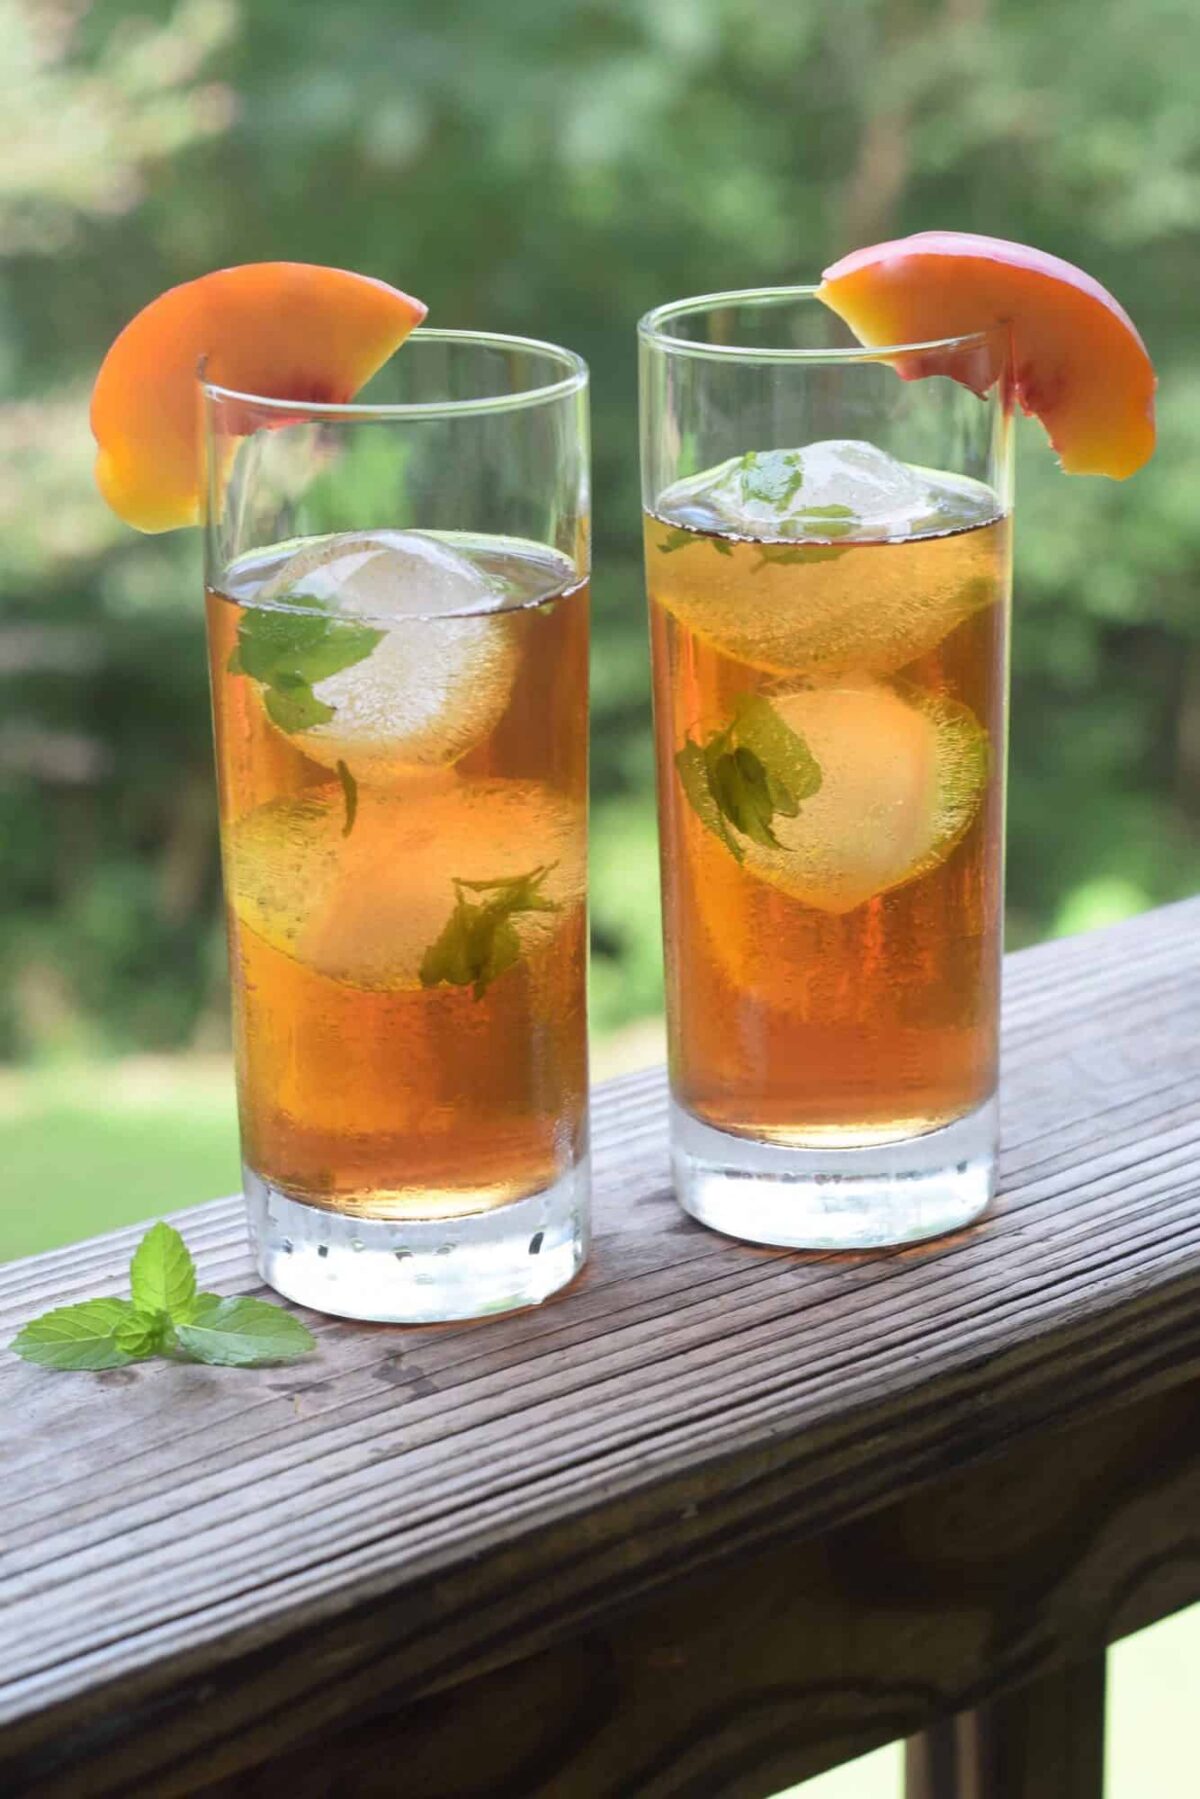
[202,332,590,1321]
[640,289,1013,1248]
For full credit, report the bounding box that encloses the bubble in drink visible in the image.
[652,442,1005,679]
[256,530,518,781]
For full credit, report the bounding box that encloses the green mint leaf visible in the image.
[707,744,784,848]
[419,910,477,990]
[287,624,384,685]
[676,696,822,860]
[675,739,743,861]
[420,865,560,999]
[731,694,823,808]
[957,574,1000,617]
[229,610,383,736]
[114,1306,168,1358]
[658,526,733,558]
[336,759,358,837]
[230,611,332,680]
[12,1226,318,1376]
[477,915,522,994]
[738,449,805,508]
[12,1298,145,1371]
[752,542,848,570]
[129,1221,197,1319]
[264,683,336,733]
[171,1294,316,1367]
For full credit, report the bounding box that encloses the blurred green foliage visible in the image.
[3,0,1200,1062]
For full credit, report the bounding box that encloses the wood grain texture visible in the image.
[3,900,1200,1796]
[195,1383,1197,1799]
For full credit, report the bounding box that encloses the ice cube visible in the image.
[225,779,585,990]
[262,529,504,619]
[255,531,518,780]
[662,441,996,542]
[686,681,988,919]
[649,442,1006,679]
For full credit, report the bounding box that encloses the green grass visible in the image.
[0,1059,239,1261]
[0,1033,667,1260]
[2,1056,1194,1796]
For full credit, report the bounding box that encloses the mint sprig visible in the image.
[172,1294,316,1367]
[12,1298,155,1372]
[130,1219,196,1316]
[420,864,559,1000]
[11,1223,316,1373]
[728,451,862,544]
[228,609,383,735]
[676,694,823,862]
[737,447,806,509]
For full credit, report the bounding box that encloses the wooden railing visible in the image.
[3,900,1200,1798]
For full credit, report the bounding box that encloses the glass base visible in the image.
[246,1158,590,1323]
[671,1098,997,1250]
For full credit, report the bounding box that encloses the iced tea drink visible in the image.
[648,447,1008,1139]
[640,293,1013,1247]
[202,331,591,1319]
[208,534,587,1217]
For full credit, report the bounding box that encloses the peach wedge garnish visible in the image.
[92,263,427,532]
[818,232,1155,479]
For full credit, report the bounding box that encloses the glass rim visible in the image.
[200,327,589,421]
[638,284,1004,364]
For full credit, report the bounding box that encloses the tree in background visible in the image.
[3,0,1200,1058]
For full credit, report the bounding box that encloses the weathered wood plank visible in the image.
[198,1383,1196,1799]
[2,900,1200,1796]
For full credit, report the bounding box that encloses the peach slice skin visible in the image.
[91,263,427,532]
[817,232,1155,480]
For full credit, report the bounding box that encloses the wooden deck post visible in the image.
[907,1656,1107,1798]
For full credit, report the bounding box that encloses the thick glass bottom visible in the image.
[246,1158,590,1323]
[671,1097,997,1250]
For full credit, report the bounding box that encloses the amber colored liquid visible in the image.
[646,511,1011,1145]
[206,539,588,1219]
